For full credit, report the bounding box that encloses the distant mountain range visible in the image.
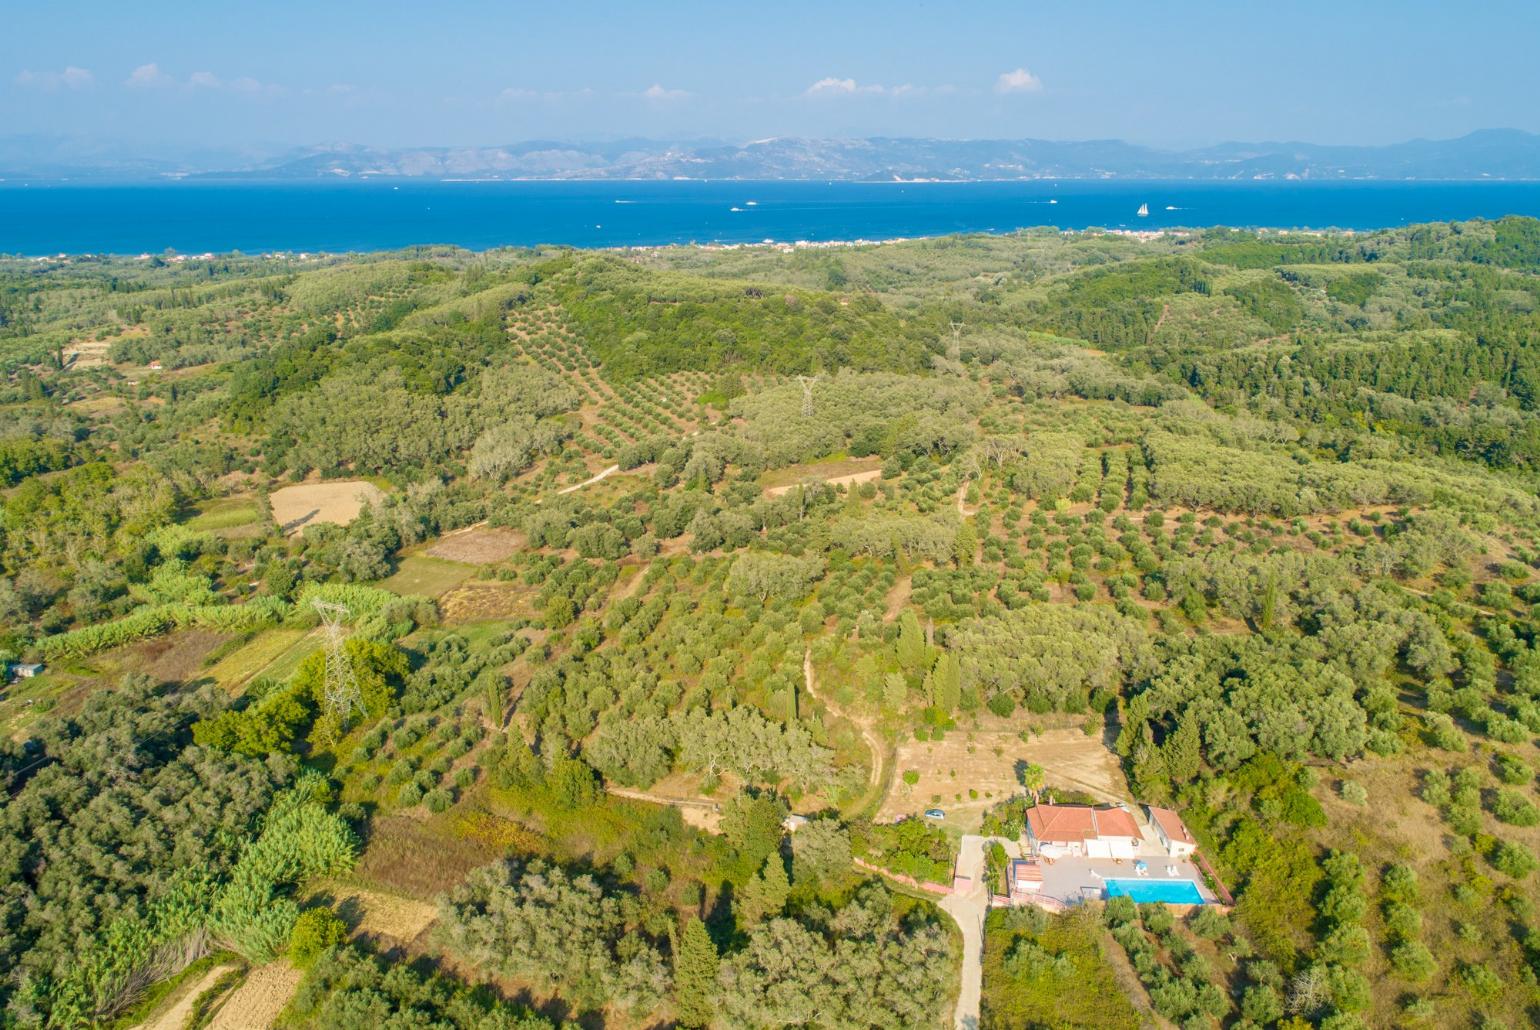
[5,130,1540,182]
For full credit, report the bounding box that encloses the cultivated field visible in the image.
[879,726,1127,827]
[269,479,385,535]
[207,627,315,692]
[425,525,523,564]
[206,962,303,1030]
[439,581,535,623]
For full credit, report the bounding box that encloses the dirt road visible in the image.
[604,784,722,832]
[556,463,620,495]
[133,964,237,1030]
[803,650,887,804]
[765,468,883,498]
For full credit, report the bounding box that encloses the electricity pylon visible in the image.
[947,320,965,361]
[796,374,820,417]
[313,599,362,727]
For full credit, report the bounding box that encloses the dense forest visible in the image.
[2,218,1540,1028]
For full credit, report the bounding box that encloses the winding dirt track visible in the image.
[556,463,620,495]
[803,650,887,803]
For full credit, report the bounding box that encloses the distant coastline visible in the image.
[5,128,1539,184]
[3,178,1538,256]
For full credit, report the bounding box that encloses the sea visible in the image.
[4,179,1540,255]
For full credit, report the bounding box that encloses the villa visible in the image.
[1024,803,1141,860]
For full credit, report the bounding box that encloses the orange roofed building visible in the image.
[1146,805,1198,858]
[1024,803,1141,860]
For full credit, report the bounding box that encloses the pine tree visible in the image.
[739,854,790,925]
[673,916,719,1028]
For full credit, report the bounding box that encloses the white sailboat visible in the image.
[1137,202,1150,217]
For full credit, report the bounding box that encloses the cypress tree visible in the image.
[673,916,719,1028]
[897,609,927,674]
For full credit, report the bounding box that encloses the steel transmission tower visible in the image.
[313,599,362,726]
[947,320,965,361]
[796,374,820,417]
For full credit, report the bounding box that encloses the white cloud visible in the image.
[806,76,871,97]
[126,62,174,88]
[123,65,281,95]
[642,83,689,101]
[994,67,1043,94]
[804,77,941,99]
[14,66,94,90]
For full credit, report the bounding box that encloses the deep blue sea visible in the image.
[4,179,1540,255]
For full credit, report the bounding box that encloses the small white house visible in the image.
[7,662,45,683]
[1147,805,1198,858]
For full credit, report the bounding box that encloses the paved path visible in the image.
[939,835,1023,1030]
[941,835,989,1030]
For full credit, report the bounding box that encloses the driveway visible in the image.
[940,835,1022,1030]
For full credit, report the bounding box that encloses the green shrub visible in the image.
[289,908,349,968]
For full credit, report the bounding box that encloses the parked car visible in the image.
[923,808,946,820]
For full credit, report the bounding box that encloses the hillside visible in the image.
[5,129,1540,181]
[2,219,1540,1028]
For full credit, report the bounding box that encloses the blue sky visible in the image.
[4,1,1538,149]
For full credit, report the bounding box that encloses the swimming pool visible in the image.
[1103,878,1206,905]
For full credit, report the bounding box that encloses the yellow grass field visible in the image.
[269,479,385,535]
[879,726,1128,827]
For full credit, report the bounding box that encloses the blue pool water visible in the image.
[1103,878,1206,905]
[4,179,1540,254]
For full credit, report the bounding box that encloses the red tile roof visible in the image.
[1025,804,1141,843]
[1026,804,1097,842]
[1010,859,1043,882]
[1094,807,1140,840]
[1147,806,1196,845]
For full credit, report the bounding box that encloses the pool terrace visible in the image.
[1032,854,1219,907]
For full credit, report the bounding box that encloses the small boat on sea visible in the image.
[1137,203,1150,217]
